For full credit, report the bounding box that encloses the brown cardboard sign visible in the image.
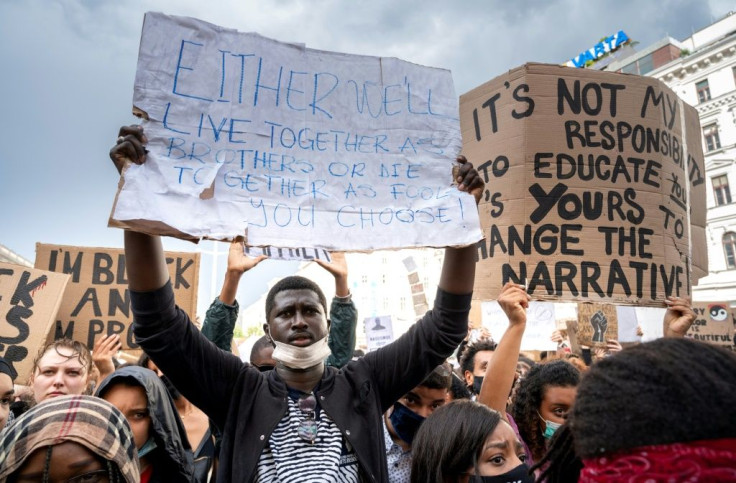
[460,63,707,306]
[686,302,735,347]
[0,262,70,383]
[577,303,618,347]
[35,243,200,350]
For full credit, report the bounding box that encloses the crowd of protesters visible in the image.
[0,125,733,482]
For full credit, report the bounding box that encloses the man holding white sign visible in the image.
[110,124,483,481]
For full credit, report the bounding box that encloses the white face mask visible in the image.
[268,328,331,370]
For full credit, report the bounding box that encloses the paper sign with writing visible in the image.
[460,63,707,306]
[0,262,70,383]
[244,245,331,262]
[481,301,558,351]
[577,303,618,347]
[365,315,394,351]
[687,302,735,347]
[35,243,200,350]
[109,12,481,251]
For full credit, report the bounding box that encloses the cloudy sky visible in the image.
[0,0,732,311]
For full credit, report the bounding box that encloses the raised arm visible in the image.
[201,240,266,351]
[663,296,696,337]
[109,125,245,426]
[110,125,170,291]
[439,156,484,295]
[365,155,485,411]
[316,252,357,368]
[477,283,529,416]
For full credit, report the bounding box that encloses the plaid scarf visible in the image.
[0,395,140,482]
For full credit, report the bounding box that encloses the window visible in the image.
[713,175,732,206]
[361,274,368,284]
[400,297,406,311]
[703,124,721,151]
[696,80,711,103]
[637,54,654,75]
[723,232,736,269]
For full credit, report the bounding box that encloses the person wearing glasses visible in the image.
[110,125,483,482]
[0,395,140,482]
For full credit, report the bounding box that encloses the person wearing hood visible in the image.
[96,365,193,483]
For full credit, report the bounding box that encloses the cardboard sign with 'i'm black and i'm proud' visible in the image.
[460,63,707,306]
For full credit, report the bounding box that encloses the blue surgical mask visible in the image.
[388,402,425,445]
[138,437,158,458]
[538,411,561,440]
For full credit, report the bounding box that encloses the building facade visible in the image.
[606,12,736,303]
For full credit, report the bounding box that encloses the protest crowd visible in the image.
[0,123,733,482]
[2,12,736,483]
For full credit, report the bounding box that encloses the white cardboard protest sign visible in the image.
[110,12,481,251]
[481,301,558,351]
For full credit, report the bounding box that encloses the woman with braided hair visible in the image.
[535,337,736,482]
[0,395,139,482]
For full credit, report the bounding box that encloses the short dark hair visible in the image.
[449,372,472,400]
[510,359,580,461]
[459,338,497,375]
[264,276,327,321]
[418,363,452,391]
[411,400,502,483]
[250,335,273,364]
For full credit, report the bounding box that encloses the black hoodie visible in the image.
[96,366,194,482]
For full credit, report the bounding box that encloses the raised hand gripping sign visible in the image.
[110,12,482,251]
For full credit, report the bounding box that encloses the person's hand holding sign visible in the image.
[110,125,147,174]
[454,155,484,205]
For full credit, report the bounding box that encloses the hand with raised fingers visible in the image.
[92,333,122,382]
[606,339,622,354]
[109,125,148,175]
[315,252,349,298]
[227,238,267,275]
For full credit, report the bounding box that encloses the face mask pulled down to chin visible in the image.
[269,330,331,370]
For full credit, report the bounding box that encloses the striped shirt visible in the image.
[255,390,360,482]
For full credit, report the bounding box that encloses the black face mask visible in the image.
[388,402,425,445]
[472,375,484,394]
[470,463,534,483]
